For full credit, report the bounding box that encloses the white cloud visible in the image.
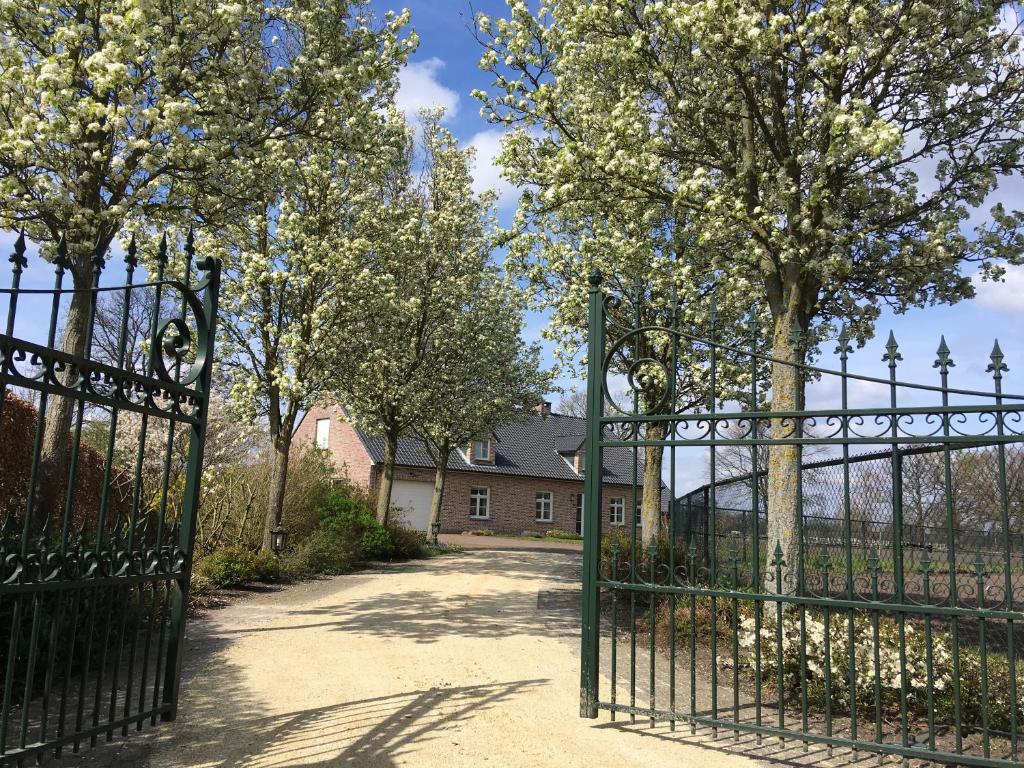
[395,57,459,123]
[973,265,1024,313]
[467,128,519,208]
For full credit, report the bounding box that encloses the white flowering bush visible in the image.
[740,608,951,706]
[739,606,1023,734]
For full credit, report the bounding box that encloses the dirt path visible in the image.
[67,549,761,768]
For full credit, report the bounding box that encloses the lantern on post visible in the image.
[270,525,288,556]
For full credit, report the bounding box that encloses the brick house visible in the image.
[293,401,655,536]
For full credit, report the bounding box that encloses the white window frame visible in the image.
[314,418,330,449]
[469,487,490,519]
[609,497,625,526]
[472,439,490,462]
[535,491,553,522]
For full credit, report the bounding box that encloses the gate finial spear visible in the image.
[92,234,107,274]
[835,325,852,360]
[883,330,902,366]
[934,336,954,374]
[157,232,168,267]
[988,339,1008,379]
[9,228,27,271]
[54,235,70,271]
[125,233,138,270]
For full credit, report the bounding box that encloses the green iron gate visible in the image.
[0,230,219,765]
[580,272,1024,767]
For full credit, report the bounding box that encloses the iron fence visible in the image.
[0,230,220,765]
[580,272,1024,767]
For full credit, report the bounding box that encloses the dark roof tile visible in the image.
[358,412,644,486]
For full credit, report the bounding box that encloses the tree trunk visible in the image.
[641,422,667,547]
[766,309,804,595]
[263,435,291,552]
[428,447,449,537]
[35,268,93,529]
[375,429,398,525]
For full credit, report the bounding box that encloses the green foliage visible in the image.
[386,523,430,560]
[194,547,262,588]
[284,526,359,577]
[316,491,392,559]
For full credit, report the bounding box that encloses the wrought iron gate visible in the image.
[580,272,1024,767]
[0,230,219,765]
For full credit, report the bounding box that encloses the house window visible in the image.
[535,491,553,522]
[575,493,584,535]
[315,418,330,449]
[472,439,490,462]
[469,487,490,519]
[610,497,625,526]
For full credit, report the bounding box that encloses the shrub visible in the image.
[315,490,392,560]
[195,546,260,588]
[285,526,358,576]
[252,550,283,582]
[737,607,1024,735]
[545,529,582,540]
[387,523,430,560]
[465,528,496,536]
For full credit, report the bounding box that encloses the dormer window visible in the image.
[472,439,491,462]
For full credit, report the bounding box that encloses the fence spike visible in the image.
[934,336,954,373]
[92,235,107,273]
[54,235,70,271]
[987,339,1008,378]
[157,232,168,266]
[883,330,902,365]
[787,316,802,351]
[9,228,27,271]
[124,232,138,270]
[835,325,852,360]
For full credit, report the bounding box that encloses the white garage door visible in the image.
[390,480,434,532]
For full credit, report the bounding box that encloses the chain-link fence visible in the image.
[674,443,1024,602]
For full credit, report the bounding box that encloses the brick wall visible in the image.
[293,404,373,487]
[389,464,639,536]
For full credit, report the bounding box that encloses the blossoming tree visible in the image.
[414,272,551,535]
[475,0,1024,585]
[333,110,538,525]
[0,0,413,532]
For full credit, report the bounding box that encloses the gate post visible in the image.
[580,270,605,718]
[162,256,221,721]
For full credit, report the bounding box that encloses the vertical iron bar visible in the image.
[751,313,763,743]
[936,338,963,756]
[668,290,678,731]
[580,271,605,718]
[884,332,909,761]
[989,341,1017,759]
[629,279,640,725]
[708,296,718,738]
[839,329,857,754]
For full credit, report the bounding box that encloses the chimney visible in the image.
[533,401,552,417]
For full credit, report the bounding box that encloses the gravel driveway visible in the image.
[66,548,761,768]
